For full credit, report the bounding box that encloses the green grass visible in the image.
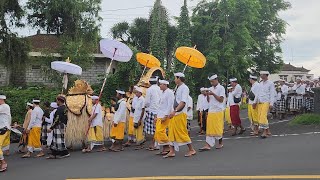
[289,114,320,126]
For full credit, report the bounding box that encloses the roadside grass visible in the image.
[289,113,320,126]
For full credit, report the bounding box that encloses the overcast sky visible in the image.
[17,0,320,76]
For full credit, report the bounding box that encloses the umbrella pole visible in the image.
[140,66,147,79]
[174,56,192,92]
[61,73,68,94]
[86,49,117,136]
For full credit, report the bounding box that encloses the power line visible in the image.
[101,5,152,12]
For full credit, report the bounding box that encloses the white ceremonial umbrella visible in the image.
[85,39,133,136]
[51,58,82,93]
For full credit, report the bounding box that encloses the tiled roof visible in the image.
[282,63,310,72]
[25,34,101,54]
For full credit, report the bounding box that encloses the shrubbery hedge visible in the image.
[1,87,60,124]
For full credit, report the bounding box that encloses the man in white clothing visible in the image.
[22,99,44,158]
[199,74,225,151]
[154,80,174,155]
[110,90,127,152]
[43,102,58,147]
[248,75,259,135]
[253,71,276,138]
[196,88,209,134]
[83,96,106,153]
[229,78,245,136]
[164,72,196,158]
[144,76,161,150]
[0,94,11,172]
[132,87,145,150]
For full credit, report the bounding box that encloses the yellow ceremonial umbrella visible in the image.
[136,52,161,79]
[175,46,206,73]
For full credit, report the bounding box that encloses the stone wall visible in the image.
[81,58,117,85]
[0,64,9,86]
[0,57,116,87]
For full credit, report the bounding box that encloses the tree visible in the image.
[191,0,290,87]
[111,22,130,42]
[111,18,150,53]
[26,0,102,68]
[149,0,169,66]
[250,0,291,73]
[0,0,29,86]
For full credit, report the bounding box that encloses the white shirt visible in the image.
[249,82,259,105]
[196,94,209,111]
[187,96,193,120]
[254,80,276,104]
[229,84,242,106]
[28,106,44,130]
[175,83,190,114]
[91,103,103,127]
[133,96,145,123]
[0,104,11,129]
[293,83,306,96]
[157,88,174,119]
[227,92,233,107]
[130,96,137,117]
[145,84,161,114]
[45,109,57,124]
[113,98,127,124]
[208,84,226,112]
[281,84,289,99]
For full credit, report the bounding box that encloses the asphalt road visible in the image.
[1,110,320,180]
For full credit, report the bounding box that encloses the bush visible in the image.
[2,87,60,124]
[289,114,320,126]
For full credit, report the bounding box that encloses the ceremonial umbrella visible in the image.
[98,39,133,99]
[173,46,206,92]
[175,46,206,73]
[51,57,82,94]
[84,39,132,137]
[136,52,161,79]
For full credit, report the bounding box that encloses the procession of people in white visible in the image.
[0,71,319,172]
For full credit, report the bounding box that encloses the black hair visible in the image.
[176,76,186,82]
[150,81,158,85]
[110,97,118,102]
[44,101,50,107]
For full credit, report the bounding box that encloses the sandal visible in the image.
[163,154,175,158]
[21,154,31,158]
[199,147,211,152]
[97,147,107,152]
[216,145,224,149]
[46,155,57,159]
[156,151,169,155]
[36,153,45,158]
[82,148,91,153]
[184,151,197,157]
[0,163,7,172]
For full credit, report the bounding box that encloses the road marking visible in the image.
[192,131,320,141]
[67,175,320,180]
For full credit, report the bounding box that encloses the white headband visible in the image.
[174,72,185,78]
[208,74,218,80]
[159,80,169,85]
[116,90,126,95]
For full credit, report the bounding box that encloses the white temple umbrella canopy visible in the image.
[100,38,133,74]
[51,60,83,93]
[51,61,82,75]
